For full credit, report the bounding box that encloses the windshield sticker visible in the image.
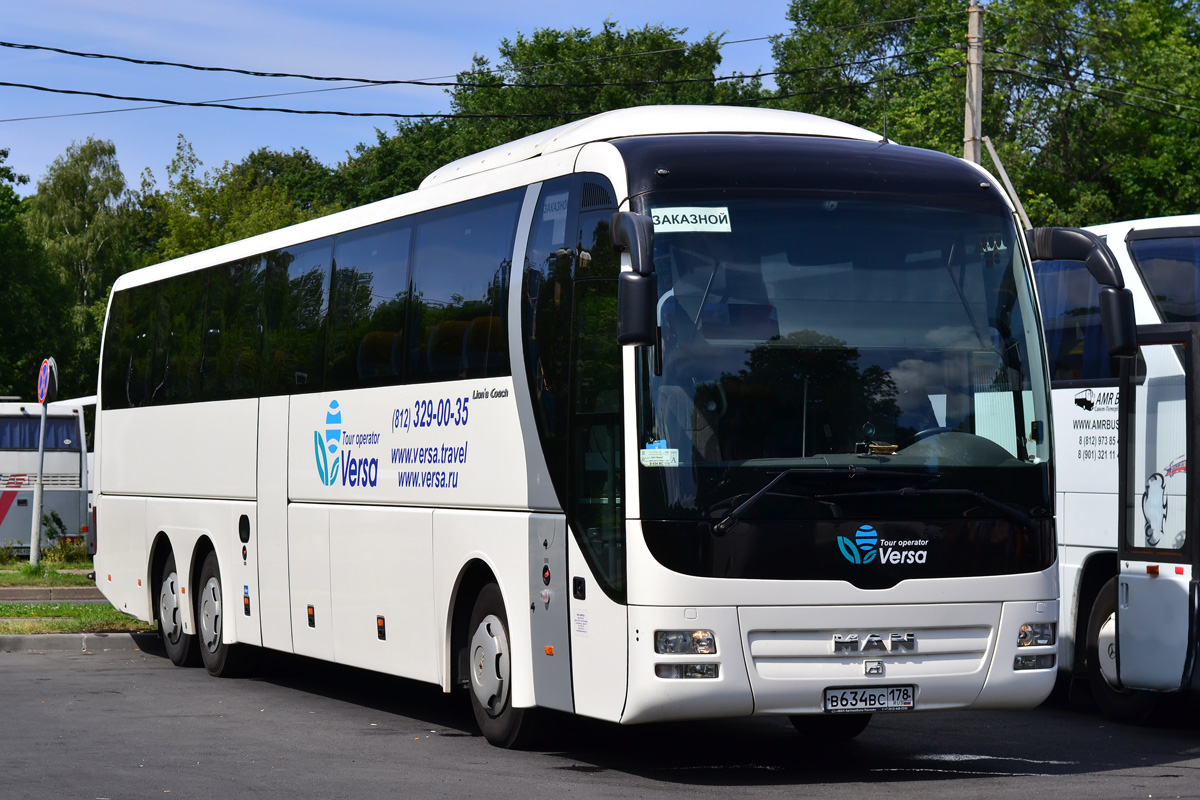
[651,207,732,233]
[542,192,569,245]
[640,441,679,467]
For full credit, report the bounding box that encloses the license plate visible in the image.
[823,685,915,713]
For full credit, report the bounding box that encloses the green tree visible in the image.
[0,149,72,398]
[23,138,133,325]
[20,139,133,397]
[335,20,763,207]
[147,136,337,261]
[771,0,1200,226]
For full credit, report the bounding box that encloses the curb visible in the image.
[0,586,107,603]
[0,632,152,653]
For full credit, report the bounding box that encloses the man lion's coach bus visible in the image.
[95,106,1065,747]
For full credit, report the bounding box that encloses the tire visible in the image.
[196,551,256,678]
[789,713,872,741]
[1085,576,1160,724]
[467,583,539,748]
[158,552,198,667]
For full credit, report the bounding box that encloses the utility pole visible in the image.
[963,3,983,163]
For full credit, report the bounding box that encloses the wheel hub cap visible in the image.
[469,614,509,715]
[199,576,222,653]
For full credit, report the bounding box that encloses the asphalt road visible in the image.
[2,635,1198,799]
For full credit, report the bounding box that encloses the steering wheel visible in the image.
[905,427,956,445]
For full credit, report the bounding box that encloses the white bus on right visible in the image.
[1031,214,1200,723]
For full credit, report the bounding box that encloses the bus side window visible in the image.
[125,283,160,408]
[326,220,412,390]
[202,256,265,401]
[407,190,522,384]
[261,239,333,395]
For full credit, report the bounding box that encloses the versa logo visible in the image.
[838,525,878,564]
[314,400,342,486]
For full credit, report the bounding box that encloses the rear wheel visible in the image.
[158,553,197,667]
[789,713,872,741]
[196,551,256,677]
[1086,576,1160,724]
[467,583,539,748]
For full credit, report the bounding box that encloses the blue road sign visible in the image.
[37,359,50,403]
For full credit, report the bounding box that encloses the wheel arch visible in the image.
[148,530,174,622]
[1073,550,1118,676]
[448,558,501,689]
[189,535,217,605]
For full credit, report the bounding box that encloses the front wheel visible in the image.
[467,583,540,748]
[1085,576,1160,724]
[789,713,872,741]
[196,551,256,678]
[158,552,197,667]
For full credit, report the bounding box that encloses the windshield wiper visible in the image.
[713,466,940,535]
[815,487,1034,531]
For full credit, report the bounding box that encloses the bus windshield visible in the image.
[634,190,1050,521]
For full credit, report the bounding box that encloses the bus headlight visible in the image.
[655,629,716,655]
[1017,622,1056,647]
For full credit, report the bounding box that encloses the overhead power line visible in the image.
[0,80,587,119]
[992,67,1200,127]
[0,45,958,123]
[986,46,1200,106]
[0,13,966,88]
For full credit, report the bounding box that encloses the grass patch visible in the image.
[0,603,154,635]
[0,569,95,587]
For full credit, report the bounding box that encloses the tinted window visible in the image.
[262,239,332,395]
[523,177,578,491]
[1129,233,1200,323]
[407,191,521,383]
[201,257,264,401]
[1033,259,1116,383]
[327,221,412,390]
[123,283,160,408]
[159,269,209,404]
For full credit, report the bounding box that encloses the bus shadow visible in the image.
[136,639,1200,787]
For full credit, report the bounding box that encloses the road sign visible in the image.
[36,357,57,405]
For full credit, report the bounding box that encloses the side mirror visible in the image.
[612,212,657,347]
[611,212,654,275]
[1099,286,1138,358]
[1027,226,1136,358]
[617,271,658,346]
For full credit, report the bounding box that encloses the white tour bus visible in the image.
[95,105,1067,747]
[1031,215,1200,723]
[0,398,91,555]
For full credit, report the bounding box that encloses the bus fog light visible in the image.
[655,629,716,654]
[655,663,719,679]
[1017,622,1055,647]
[1014,654,1056,670]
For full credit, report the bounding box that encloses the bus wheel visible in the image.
[196,551,255,678]
[158,553,197,667]
[467,583,537,748]
[789,713,871,741]
[1086,576,1160,724]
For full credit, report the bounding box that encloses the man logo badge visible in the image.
[832,632,916,653]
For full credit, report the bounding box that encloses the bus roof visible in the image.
[109,106,884,295]
[420,105,882,188]
[1087,213,1200,242]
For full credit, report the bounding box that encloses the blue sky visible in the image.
[1,1,791,195]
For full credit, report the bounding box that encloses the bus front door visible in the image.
[1116,323,1200,692]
